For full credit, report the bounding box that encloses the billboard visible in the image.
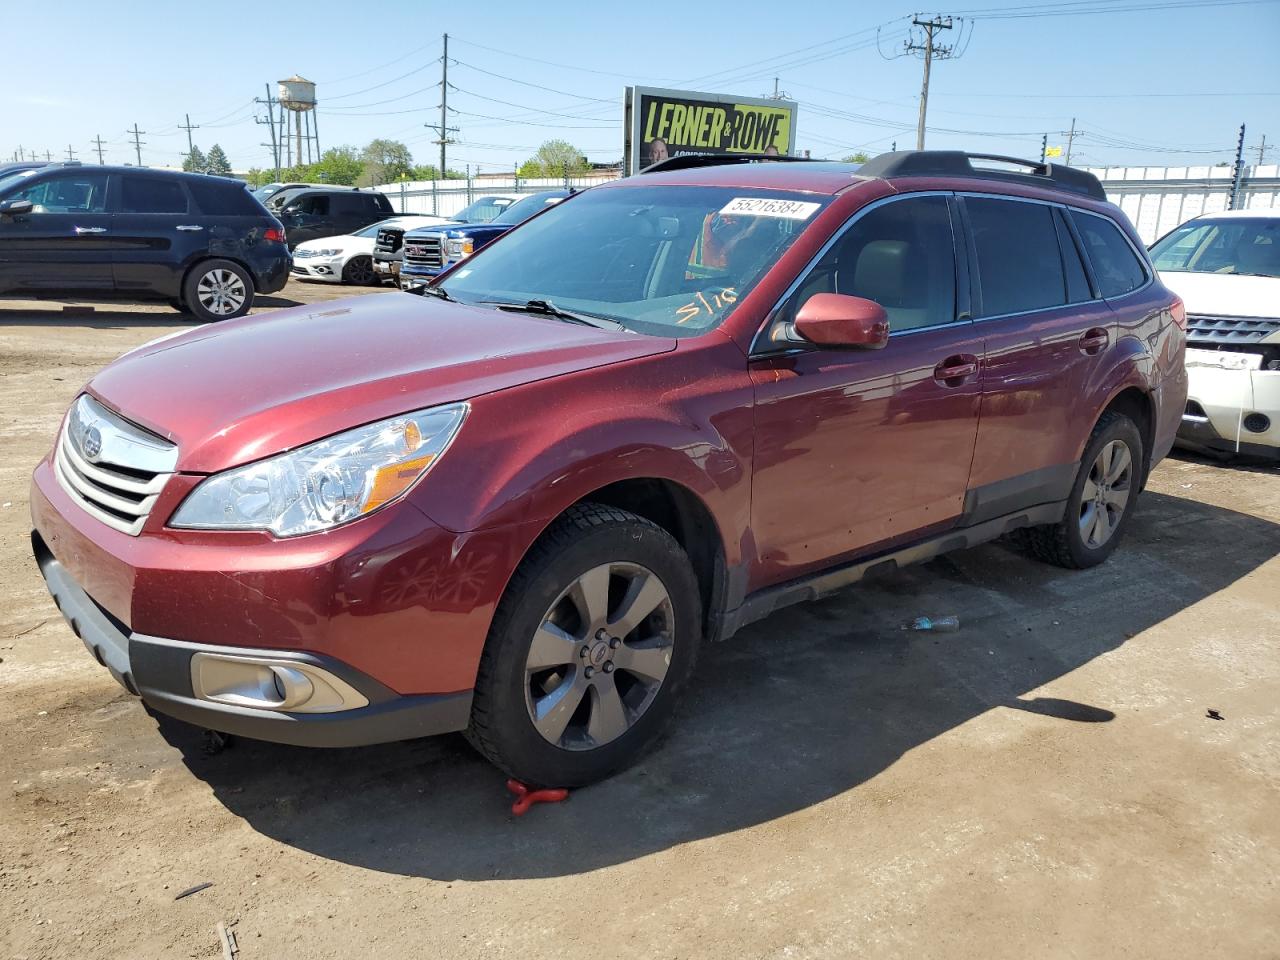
[624,86,798,176]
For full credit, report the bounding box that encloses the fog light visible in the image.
[190,652,368,713]
[1242,412,1270,434]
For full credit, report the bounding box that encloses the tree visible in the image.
[205,144,232,176]
[310,146,364,185]
[244,167,273,187]
[843,151,871,164]
[358,139,414,186]
[518,140,589,178]
[182,145,207,174]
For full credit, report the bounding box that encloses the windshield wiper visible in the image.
[417,284,455,302]
[481,298,623,330]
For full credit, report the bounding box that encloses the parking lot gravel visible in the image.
[2,282,1278,960]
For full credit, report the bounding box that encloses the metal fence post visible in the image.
[399,180,406,214]
[431,178,437,216]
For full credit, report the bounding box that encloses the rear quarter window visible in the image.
[1070,211,1148,298]
[186,179,264,216]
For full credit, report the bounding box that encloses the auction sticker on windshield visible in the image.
[720,197,821,219]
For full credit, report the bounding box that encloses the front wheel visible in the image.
[1019,411,1144,569]
[183,259,254,322]
[341,255,376,285]
[466,504,702,788]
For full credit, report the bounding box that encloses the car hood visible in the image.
[1158,270,1280,322]
[88,294,676,473]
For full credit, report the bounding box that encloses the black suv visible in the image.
[276,188,394,249]
[0,164,289,322]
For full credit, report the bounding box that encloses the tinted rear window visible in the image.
[187,178,263,216]
[120,176,188,214]
[1070,211,1147,298]
[967,197,1065,317]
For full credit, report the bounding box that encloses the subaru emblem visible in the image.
[82,424,103,461]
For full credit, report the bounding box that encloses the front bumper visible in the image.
[1175,361,1280,458]
[289,258,343,283]
[373,256,401,278]
[33,532,471,746]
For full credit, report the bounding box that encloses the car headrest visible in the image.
[850,239,910,305]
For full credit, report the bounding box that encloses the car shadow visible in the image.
[154,490,1279,881]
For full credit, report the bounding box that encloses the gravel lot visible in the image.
[2,281,1278,960]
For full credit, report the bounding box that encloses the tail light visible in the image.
[1170,295,1187,331]
[263,226,285,243]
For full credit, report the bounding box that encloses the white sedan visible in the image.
[290,216,448,285]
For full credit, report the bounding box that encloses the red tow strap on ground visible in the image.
[506,779,569,816]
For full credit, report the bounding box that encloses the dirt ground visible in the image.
[1,282,1278,960]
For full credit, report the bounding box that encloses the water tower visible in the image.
[276,75,319,167]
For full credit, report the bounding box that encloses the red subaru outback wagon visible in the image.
[31,152,1186,787]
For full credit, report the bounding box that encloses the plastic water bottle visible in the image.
[908,615,960,633]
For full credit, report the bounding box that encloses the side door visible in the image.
[959,195,1114,514]
[0,170,113,293]
[749,193,983,586]
[281,194,330,248]
[111,174,200,298]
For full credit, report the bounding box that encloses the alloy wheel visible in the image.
[346,257,374,284]
[524,561,675,751]
[196,268,247,316]
[1079,439,1132,549]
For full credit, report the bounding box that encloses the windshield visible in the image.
[253,183,283,200]
[0,169,40,195]
[491,192,563,226]
[1151,217,1280,279]
[441,185,828,336]
[453,196,516,223]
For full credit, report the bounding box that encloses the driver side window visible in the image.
[778,194,958,335]
[10,173,109,214]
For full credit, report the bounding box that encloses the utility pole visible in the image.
[905,15,954,150]
[1252,135,1268,166]
[425,33,459,181]
[65,144,77,162]
[179,113,200,161]
[257,84,281,178]
[1064,118,1078,165]
[127,124,145,166]
[91,135,106,164]
[44,149,54,162]
[1229,122,1247,210]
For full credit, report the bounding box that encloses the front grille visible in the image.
[403,235,444,269]
[374,228,404,256]
[53,395,178,536]
[1186,314,1280,347]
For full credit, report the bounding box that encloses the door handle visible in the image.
[175,224,204,231]
[74,226,106,234]
[933,354,980,386]
[1079,327,1110,355]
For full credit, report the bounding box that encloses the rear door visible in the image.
[749,193,983,585]
[0,170,113,293]
[111,173,200,297]
[281,194,332,248]
[959,194,1114,515]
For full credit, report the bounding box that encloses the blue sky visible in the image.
[2,0,1277,173]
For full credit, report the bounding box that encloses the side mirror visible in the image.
[792,293,889,349]
[0,198,34,217]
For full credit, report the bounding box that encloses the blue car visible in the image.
[400,190,570,291]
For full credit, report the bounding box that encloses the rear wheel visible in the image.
[466,504,701,788]
[341,255,376,285]
[183,259,254,322]
[1019,411,1144,569]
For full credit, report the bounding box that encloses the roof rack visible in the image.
[640,153,818,174]
[857,150,1106,201]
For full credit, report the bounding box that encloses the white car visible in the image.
[1151,208,1280,461]
[290,216,449,285]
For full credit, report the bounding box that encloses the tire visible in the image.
[466,503,702,788]
[341,255,376,286]
[183,259,254,323]
[1020,411,1144,569]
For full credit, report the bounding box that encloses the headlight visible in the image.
[171,404,467,536]
[445,238,474,259]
